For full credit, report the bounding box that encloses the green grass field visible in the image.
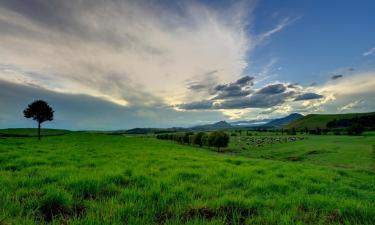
[229,134,375,171]
[0,131,374,224]
[0,128,70,137]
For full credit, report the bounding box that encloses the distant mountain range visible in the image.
[190,113,304,130]
[118,113,304,134]
[261,113,304,128]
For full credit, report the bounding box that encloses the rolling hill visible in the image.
[285,112,375,129]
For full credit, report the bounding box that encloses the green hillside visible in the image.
[285,112,375,129]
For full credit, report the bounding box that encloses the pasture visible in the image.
[0,131,374,224]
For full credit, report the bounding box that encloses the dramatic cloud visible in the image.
[211,76,254,100]
[294,93,323,101]
[331,74,343,80]
[0,0,252,107]
[179,79,297,110]
[1,0,374,129]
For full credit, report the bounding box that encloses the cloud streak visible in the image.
[363,47,375,56]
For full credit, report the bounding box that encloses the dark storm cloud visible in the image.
[179,87,295,110]
[213,76,254,91]
[294,92,323,101]
[213,89,252,99]
[331,74,343,80]
[179,91,294,110]
[181,76,299,110]
[210,76,254,100]
[218,94,287,109]
[257,83,286,94]
[234,76,254,86]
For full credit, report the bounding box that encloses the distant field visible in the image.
[285,112,375,129]
[229,134,375,171]
[0,128,70,137]
[0,132,374,224]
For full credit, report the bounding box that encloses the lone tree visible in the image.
[24,100,54,140]
[208,131,229,152]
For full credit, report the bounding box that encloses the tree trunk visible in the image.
[38,122,41,140]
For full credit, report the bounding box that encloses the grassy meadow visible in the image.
[0,130,374,224]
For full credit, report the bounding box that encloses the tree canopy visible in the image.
[24,100,54,140]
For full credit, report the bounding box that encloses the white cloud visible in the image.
[363,47,375,56]
[257,17,298,42]
[339,100,364,112]
[320,71,375,96]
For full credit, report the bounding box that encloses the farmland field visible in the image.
[0,131,374,224]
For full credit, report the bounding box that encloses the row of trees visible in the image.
[156,131,230,151]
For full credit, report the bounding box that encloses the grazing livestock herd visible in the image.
[233,136,306,149]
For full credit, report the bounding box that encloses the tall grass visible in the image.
[0,133,374,224]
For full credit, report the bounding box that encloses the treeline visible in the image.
[327,114,375,130]
[156,131,229,151]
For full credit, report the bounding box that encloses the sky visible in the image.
[0,0,374,130]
